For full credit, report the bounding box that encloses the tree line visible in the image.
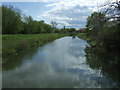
[2,5,77,34]
[85,0,120,52]
[2,5,60,34]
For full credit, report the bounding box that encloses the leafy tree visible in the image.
[2,5,23,34]
[86,12,106,45]
[2,5,60,34]
[59,27,76,34]
[51,21,58,28]
[86,0,120,51]
[0,6,2,34]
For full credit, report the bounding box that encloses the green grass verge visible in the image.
[77,33,97,46]
[76,33,91,41]
[2,33,65,64]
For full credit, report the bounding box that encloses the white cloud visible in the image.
[57,21,72,26]
[36,0,112,29]
[2,0,112,29]
[23,9,30,13]
[1,0,61,2]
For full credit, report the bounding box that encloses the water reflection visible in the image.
[2,47,39,71]
[85,46,120,87]
[2,36,119,88]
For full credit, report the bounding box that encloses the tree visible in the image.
[0,6,2,34]
[2,5,60,34]
[2,5,23,34]
[86,12,106,43]
[100,0,120,22]
[37,20,45,33]
[85,1,120,50]
[51,21,58,28]
[22,16,39,34]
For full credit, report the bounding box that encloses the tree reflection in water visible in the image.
[2,47,38,71]
[85,46,120,87]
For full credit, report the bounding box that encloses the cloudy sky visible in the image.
[2,0,111,29]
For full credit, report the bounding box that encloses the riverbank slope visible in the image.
[2,33,65,64]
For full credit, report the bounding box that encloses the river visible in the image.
[2,36,119,88]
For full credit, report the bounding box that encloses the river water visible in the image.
[2,36,119,88]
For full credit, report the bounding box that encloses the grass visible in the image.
[2,33,65,64]
[77,33,97,46]
[77,33,91,41]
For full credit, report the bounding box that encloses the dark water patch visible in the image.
[85,46,120,88]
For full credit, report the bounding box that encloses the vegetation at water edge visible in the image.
[2,34,65,64]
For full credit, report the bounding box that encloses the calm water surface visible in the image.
[2,36,118,88]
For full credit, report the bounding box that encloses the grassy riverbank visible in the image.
[77,33,89,41]
[77,33,96,46]
[2,33,65,64]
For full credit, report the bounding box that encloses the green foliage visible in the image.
[2,5,59,34]
[2,5,23,34]
[84,1,120,84]
[59,28,76,34]
[86,12,106,42]
[86,11,120,51]
[2,5,78,35]
[0,6,2,34]
[77,33,91,41]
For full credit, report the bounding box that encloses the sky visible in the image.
[1,0,112,29]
